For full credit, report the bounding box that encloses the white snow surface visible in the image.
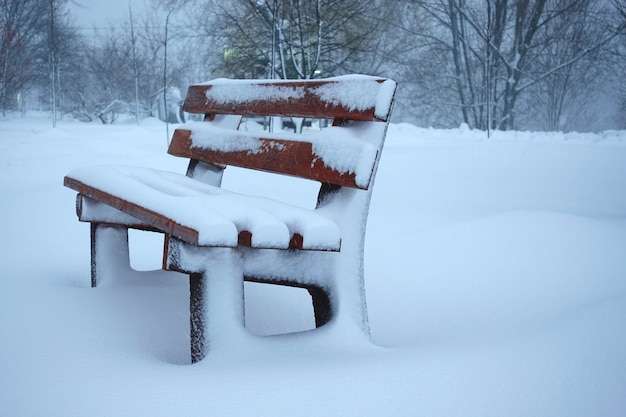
[2,115,626,416]
[206,82,305,104]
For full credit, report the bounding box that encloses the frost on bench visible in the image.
[64,75,398,363]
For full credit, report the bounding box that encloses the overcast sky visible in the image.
[70,0,148,28]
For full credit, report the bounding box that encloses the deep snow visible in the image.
[1,115,625,416]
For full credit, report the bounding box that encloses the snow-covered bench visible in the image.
[64,75,397,363]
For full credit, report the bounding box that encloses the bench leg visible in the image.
[189,273,206,363]
[187,248,245,363]
[307,285,332,328]
[90,223,131,287]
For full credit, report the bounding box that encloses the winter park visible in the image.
[2,1,626,416]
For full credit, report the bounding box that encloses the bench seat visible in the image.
[65,165,341,250]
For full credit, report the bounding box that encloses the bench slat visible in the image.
[168,127,378,189]
[65,176,202,244]
[64,166,341,251]
[182,76,396,122]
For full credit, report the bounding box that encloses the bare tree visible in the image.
[84,29,136,123]
[198,0,384,80]
[521,1,617,130]
[76,0,193,124]
[148,0,195,127]
[38,0,89,126]
[47,0,65,126]
[404,0,623,130]
[0,0,48,115]
[129,1,141,125]
[0,0,84,122]
[614,0,626,128]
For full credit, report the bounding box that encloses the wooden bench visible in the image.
[64,75,398,363]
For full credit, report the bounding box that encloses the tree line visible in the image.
[1,0,625,131]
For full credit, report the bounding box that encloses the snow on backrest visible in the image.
[182,75,397,122]
[169,122,385,189]
[170,75,398,190]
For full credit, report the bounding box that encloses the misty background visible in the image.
[2,0,625,131]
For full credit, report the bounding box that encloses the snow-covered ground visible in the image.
[1,114,625,416]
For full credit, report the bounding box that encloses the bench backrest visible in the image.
[167,76,397,191]
[182,77,396,121]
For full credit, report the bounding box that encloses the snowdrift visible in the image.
[1,116,625,416]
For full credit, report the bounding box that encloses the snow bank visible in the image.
[1,116,626,417]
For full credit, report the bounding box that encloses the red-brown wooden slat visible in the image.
[64,176,202,245]
[65,176,317,250]
[182,79,388,122]
[168,129,372,190]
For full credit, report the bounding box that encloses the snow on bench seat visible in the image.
[64,165,341,251]
[169,122,382,189]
